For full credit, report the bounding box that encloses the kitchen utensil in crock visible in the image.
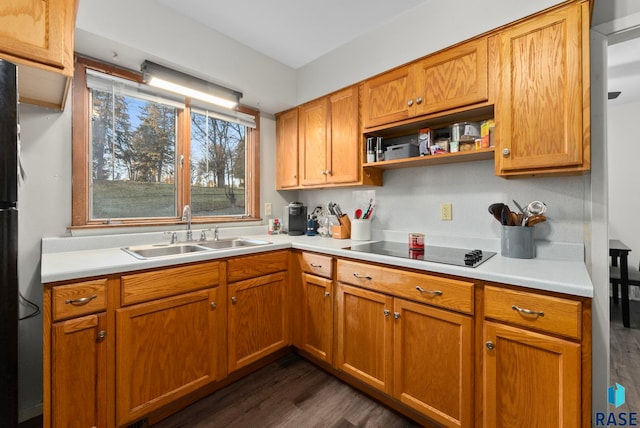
[512,199,525,214]
[501,205,514,226]
[488,203,505,223]
[525,200,547,216]
[525,214,546,227]
[354,208,362,219]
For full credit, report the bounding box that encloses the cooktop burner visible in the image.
[345,241,496,268]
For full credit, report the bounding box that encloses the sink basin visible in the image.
[122,243,209,259]
[121,238,271,259]
[198,238,271,250]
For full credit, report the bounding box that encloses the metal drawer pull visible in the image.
[353,273,372,280]
[512,305,544,317]
[324,291,330,297]
[310,263,322,268]
[486,341,495,350]
[416,286,442,296]
[97,330,106,341]
[393,312,400,319]
[65,295,97,306]
[384,309,390,317]
[231,296,237,304]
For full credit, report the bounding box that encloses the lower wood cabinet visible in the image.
[116,288,224,426]
[300,272,333,363]
[50,313,107,428]
[335,282,472,428]
[335,283,394,394]
[228,272,289,372]
[394,299,472,428]
[483,321,581,428]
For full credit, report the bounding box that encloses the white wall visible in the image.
[608,100,640,298]
[17,100,73,420]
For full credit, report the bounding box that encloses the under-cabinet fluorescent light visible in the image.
[141,60,242,109]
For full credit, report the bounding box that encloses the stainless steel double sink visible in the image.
[122,237,271,260]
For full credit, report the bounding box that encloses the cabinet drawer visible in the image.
[52,279,107,321]
[299,252,333,278]
[227,250,288,283]
[121,261,220,306]
[337,260,474,314]
[484,285,582,339]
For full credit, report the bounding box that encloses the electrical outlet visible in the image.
[440,203,452,221]
[264,203,272,216]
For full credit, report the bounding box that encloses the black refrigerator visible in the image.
[0,59,19,427]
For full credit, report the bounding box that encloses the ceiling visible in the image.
[155,0,431,69]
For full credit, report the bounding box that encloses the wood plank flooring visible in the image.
[153,353,420,427]
[610,298,640,413]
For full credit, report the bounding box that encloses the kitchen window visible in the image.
[71,57,260,228]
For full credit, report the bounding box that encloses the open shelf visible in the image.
[363,147,495,170]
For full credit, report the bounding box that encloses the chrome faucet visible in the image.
[181,205,192,241]
[214,225,219,241]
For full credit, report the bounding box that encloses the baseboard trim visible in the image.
[19,403,42,424]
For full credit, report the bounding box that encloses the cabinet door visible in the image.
[496,3,586,174]
[484,321,581,428]
[0,0,72,69]
[116,288,223,426]
[275,108,299,189]
[301,273,333,363]
[415,37,488,116]
[335,283,393,394]
[327,86,360,185]
[362,65,415,128]
[298,98,329,186]
[51,313,107,428]
[393,299,472,428]
[228,272,289,372]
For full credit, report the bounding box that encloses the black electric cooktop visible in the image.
[345,241,496,268]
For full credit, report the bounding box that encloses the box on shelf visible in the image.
[385,143,420,160]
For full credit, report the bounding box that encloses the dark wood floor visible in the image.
[153,353,420,428]
[609,298,640,413]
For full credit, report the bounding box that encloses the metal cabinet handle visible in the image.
[512,305,544,317]
[231,296,237,304]
[325,170,331,176]
[353,273,372,280]
[502,148,510,157]
[384,309,390,317]
[407,99,414,107]
[97,330,106,341]
[210,302,217,310]
[486,341,495,350]
[320,170,326,175]
[324,291,330,297]
[416,286,442,296]
[393,312,400,319]
[416,97,423,104]
[65,295,97,306]
[310,263,322,268]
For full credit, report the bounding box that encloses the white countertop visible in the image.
[41,227,594,298]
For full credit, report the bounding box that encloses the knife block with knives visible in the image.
[332,214,351,239]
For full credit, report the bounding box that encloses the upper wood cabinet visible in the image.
[0,0,77,109]
[495,1,590,176]
[362,37,489,129]
[298,85,361,187]
[275,108,299,189]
